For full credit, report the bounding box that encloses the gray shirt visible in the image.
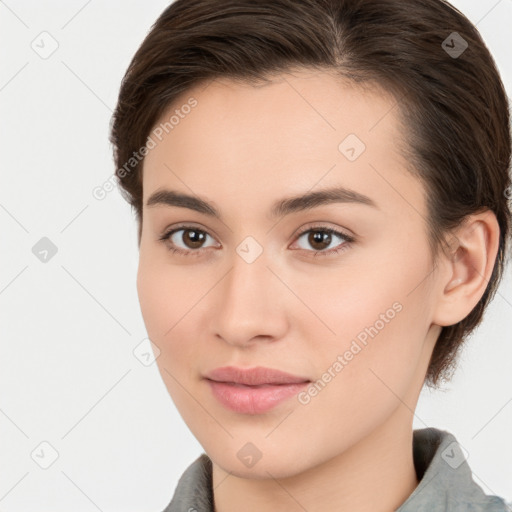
[162,427,510,511]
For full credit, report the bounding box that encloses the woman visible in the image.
[109,0,511,510]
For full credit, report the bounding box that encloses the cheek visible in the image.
[137,257,203,422]
[136,251,196,364]
[293,243,433,399]
[292,291,429,451]
[137,245,196,333]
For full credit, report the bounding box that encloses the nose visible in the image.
[209,249,289,348]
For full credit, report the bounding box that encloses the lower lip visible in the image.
[206,379,309,414]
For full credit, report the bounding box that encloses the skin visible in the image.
[136,68,499,512]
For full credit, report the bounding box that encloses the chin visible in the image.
[207,439,317,481]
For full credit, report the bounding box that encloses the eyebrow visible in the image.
[146,186,378,219]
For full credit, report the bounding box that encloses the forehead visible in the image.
[142,69,423,220]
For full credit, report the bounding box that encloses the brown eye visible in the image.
[307,230,333,251]
[180,229,207,249]
[293,227,353,255]
[159,225,219,255]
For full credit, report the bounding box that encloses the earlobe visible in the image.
[432,211,500,327]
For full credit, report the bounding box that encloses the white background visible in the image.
[1,1,511,510]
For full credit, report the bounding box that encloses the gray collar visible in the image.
[396,427,508,511]
[163,427,509,512]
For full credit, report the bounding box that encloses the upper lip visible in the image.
[205,366,310,386]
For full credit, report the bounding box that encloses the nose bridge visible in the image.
[211,242,288,345]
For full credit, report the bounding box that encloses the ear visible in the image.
[431,210,500,327]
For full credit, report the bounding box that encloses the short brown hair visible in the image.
[109,0,512,388]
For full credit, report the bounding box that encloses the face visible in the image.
[137,69,441,479]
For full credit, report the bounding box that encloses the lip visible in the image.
[204,366,310,386]
[204,366,311,415]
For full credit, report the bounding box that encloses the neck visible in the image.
[212,407,419,512]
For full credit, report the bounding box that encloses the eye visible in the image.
[159,225,219,256]
[159,223,355,258]
[291,226,355,257]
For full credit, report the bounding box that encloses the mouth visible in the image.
[203,365,311,414]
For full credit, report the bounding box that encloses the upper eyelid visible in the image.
[163,223,351,238]
[294,224,352,238]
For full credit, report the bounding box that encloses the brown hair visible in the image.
[109,0,512,388]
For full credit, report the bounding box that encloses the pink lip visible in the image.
[205,366,310,386]
[204,366,310,414]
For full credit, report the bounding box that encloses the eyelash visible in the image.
[158,223,355,258]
